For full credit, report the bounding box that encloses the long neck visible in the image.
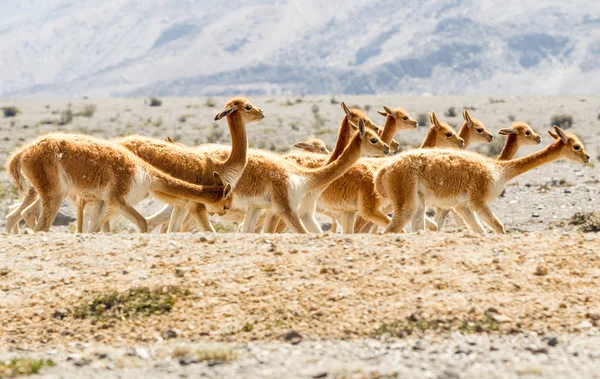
[328,116,354,162]
[380,116,397,145]
[458,123,470,148]
[218,112,248,181]
[497,134,520,161]
[499,141,563,182]
[420,127,438,148]
[304,133,362,190]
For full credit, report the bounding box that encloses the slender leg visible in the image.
[34,193,65,232]
[187,203,216,232]
[277,207,308,234]
[410,202,426,232]
[111,198,148,233]
[275,219,287,233]
[341,212,358,234]
[434,208,450,231]
[6,187,37,233]
[146,205,173,232]
[263,212,280,233]
[101,221,111,233]
[384,191,418,234]
[87,201,107,233]
[21,197,41,230]
[159,224,168,233]
[470,203,505,234]
[167,206,185,233]
[242,207,263,233]
[454,206,486,234]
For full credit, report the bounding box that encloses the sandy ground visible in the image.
[0,96,599,377]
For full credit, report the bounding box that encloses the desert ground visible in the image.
[0,96,599,378]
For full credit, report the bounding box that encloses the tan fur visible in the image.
[7,133,228,232]
[293,138,330,154]
[421,112,465,148]
[376,126,589,234]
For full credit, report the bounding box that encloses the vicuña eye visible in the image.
[476,128,483,133]
[402,116,409,121]
[525,131,531,136]
[445,133,452,137]
[245,105,252,110]
[370,138,378,144]
[320,147,326,152]
[574,145,581,150]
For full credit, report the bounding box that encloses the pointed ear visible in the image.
[463,109,473,125]
[358,118,366,137]
[213,172,224,186]
[165,136,175,143]
[223,183,232,198]
[377,110,387,117]
[553,125,568,143]
[428,113,435,127]
[548,130,559,140]
[349,120,359,131]
[341,102,352,117]
[293,142,312,150]
[383,106,394,117]
[214,106,235,120]
[431,112,441,129]
[498,128,517,135]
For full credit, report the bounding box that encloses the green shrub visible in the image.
[76,104,97,118]
[2,106,20,117]
[149,97,162,107]
[417,113,428,127]
[444,106,457,117]
[551,114,574,129]
[59,109,73,125]
[205,98,216,108]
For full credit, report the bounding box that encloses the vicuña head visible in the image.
[498,122,542,146]
[214,96,265,123]
[460,110,494,144]
[548,126,589,164]
[421,112,464,148]
[341,102,381,133]
[349,118,390,157]
[293,138,330,154]
[377,106,418,130]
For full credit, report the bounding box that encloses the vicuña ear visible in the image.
[223,184,232,198]
[553,125,568,143]
[341,102,352,117]
[498,128,517,135]
[463,109,473,126]
[165,136,175,143]
[548,130,559,140]
[431,112,441,129]
[293,142,312,150]
[383,106,394,117]
[213,172,224,186]
[214,106,236,120]
[358,119,366,137]
[377,110,387,117]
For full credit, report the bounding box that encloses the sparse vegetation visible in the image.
[149,97,162,107]
[73,286,189,320]
[416,113,429,127]
[205,98,217,108]
[2,106,20,118]
[206,123,224,143]
[311,104,327,133]
[444,106,457,117]
[364,104,371,112]
[489,98,506,104]
[295,98,303,104]
[508,114,516,122]
[59,109,73,125]
[172,345,238,363]
[330,97,337,105]
[569,212,600,233]
[551,114,574,129]
[178,114,194,123]
[374,311,502,338]
[0,358,55,377]
[75,104,97,118]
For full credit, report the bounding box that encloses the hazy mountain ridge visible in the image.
[1,0,599,98]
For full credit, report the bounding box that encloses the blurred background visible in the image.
[1,0,599,98]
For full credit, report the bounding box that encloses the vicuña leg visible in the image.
[454,206,485,234]
[470,202,505,234]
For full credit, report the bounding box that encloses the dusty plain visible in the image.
[0,95,599,378]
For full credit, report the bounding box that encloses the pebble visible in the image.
[53,308,69,319]
[535,266,549,276]
[282,330,303,345]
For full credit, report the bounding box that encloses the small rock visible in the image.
[564,189,572,194]
[174,268,185,278]
[547,337,559,347]
[412,340,426,351]
[179,357,198,366]
[535,266,549,276]
[437,370,460,379]
[282,330,303,345]
[161,329,179,339]
[532,212,540,218]
[577,321,593,330]
[53,204,76,226]
[526,346,549,355]
[312,373,328,379]
[490,314,513,323]
[53,308,69,320]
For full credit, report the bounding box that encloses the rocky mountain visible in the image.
[1,0,599,97]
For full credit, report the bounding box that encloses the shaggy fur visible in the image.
[376,126,589,234]
[5,133,228,233]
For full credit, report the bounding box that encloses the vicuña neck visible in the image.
[219,111,248,173]
[497,134,519,161]
[421,127,438,148]
[328,116,354,163]
[305,132,363,190]
[499,141,563,182]
[380,116,397,145]
[458,123,470,148]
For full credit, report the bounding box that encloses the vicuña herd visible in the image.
[5,97,590,235]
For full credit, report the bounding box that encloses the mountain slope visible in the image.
[1,0,600,97]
